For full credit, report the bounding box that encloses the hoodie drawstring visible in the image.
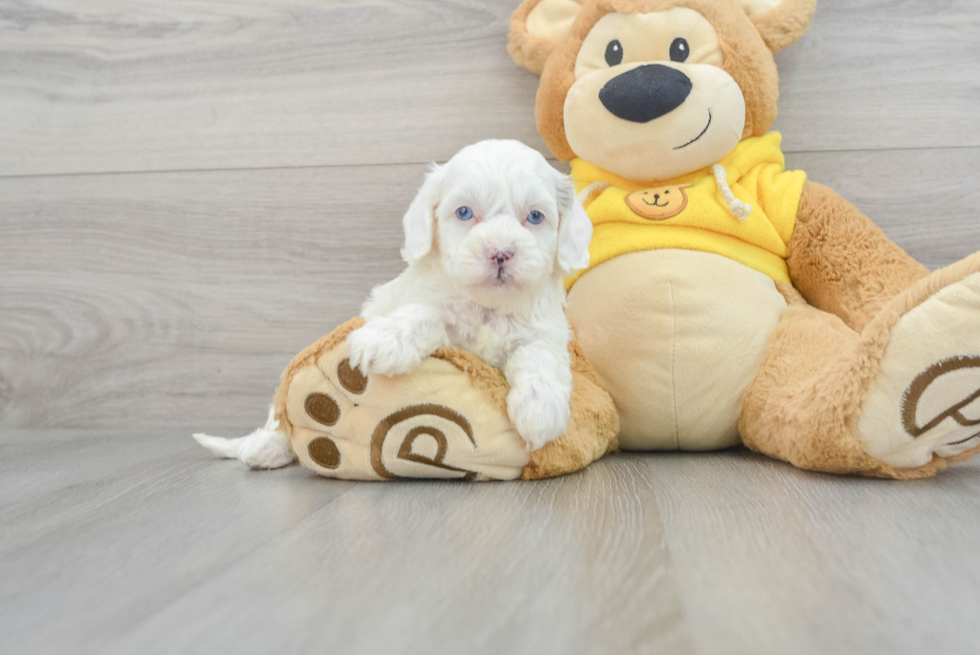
[711,164,752,221]
[576,181,610,207]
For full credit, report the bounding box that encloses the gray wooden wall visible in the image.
[2,0,979,434]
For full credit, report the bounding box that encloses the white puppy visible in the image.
[194,139,592,468]
[349,139,593,450]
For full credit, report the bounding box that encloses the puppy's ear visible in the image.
[738,0,817,52]
[508,0,584,75]
[401,164,444,265]
[555,174,592,275]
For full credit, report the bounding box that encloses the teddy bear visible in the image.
[506,0,980,478]
[271,0,979,481]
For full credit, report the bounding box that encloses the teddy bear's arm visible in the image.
[785,181,929,333]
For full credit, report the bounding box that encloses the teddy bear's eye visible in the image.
[670,38,690,63]
[605,40,624,67]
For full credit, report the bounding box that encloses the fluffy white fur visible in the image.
[349,139,593,450]
[194,139,592,467]
[193,406,294,469]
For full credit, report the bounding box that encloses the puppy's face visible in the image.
[401,140,593,307]
[437,144,562,302]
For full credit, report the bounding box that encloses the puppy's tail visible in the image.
[193,406,296,470]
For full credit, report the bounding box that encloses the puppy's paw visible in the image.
[507,380,571,451]
[345,318,424,377]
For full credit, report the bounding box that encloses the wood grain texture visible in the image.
[1,433,978,655]
[0,164,414,430]
[1,0,979,177]
[644,450,980,655]
[2,148,978,431]
[773,0,980,153]
[0,433,690,655]
[0,0,544,177]
[3,2,980,653]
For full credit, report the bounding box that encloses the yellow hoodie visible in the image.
[568,132,807,288]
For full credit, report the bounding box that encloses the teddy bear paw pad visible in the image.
[277,325,530,481]
[860,269,980,469]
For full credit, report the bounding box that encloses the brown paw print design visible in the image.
[625,185,691,220]
[278,325,529,482]
[301,357,366,470]
[303,357,481,480]
[901,355,980,448]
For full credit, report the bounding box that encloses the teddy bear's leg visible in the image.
[787,181,931,332]
[742,253,980,479]
[740,288,889,475]
[273,319,617,481]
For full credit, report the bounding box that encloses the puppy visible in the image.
[194,139,592,468]
[349,139,593,450]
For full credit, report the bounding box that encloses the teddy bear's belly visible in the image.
[566,249,787,451]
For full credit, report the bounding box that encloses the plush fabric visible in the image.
[787,181,930,332]
[276,0,979,483]
[748,0,817,52]
[567,132,807,286]
[859,268,980,468]
[566,249,786,450]
[274,318,619,481]
[509,0,586,75]
[530,0,780,162]
[741,256,980,479]
[559,8,748,180]
[505,0,980,479]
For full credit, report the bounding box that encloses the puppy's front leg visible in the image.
[504,342,573,451]
[346,304,449,377]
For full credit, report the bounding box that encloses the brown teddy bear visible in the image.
[507,0,980,478]
[268,0,979,481]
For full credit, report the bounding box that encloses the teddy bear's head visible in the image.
[508,0,816,181]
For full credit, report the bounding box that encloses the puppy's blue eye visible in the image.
[455,206,474,221]
[527,210,545,225]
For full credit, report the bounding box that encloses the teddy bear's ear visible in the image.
[508,0,584,75]
[739,0,817,52]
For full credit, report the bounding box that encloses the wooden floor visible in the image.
[1,1,979,653]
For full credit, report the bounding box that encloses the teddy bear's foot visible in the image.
[274,319,528,481]
[272,319,618,481]
[859,254,980,469]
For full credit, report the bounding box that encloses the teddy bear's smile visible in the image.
[675,109,713,150]
[558,9,748,181]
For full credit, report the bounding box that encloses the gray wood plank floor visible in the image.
[3,431,979,655]
[2,1,979,653]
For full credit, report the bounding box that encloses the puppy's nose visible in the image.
[490,250,514,266]
[599,64,692,123]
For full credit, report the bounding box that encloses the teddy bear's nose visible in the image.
[599,64,693,123]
